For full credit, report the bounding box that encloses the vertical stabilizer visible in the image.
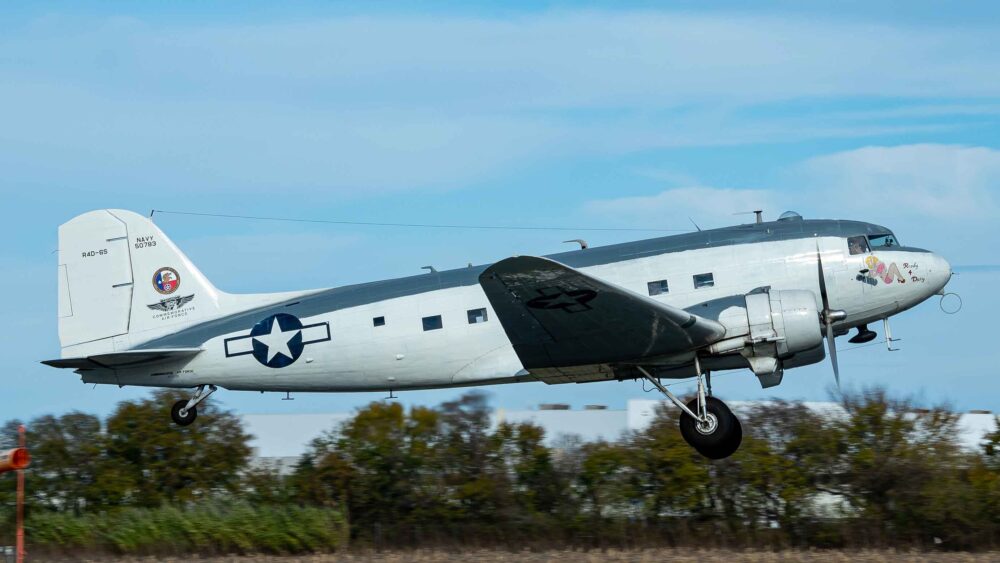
[57,210,225,356]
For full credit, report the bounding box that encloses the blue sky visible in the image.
[3,2,1000,423]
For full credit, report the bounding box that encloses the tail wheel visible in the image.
[679,396,742,459]
[170,400,197,426]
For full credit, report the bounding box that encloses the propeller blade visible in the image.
[827,320,840,390]
[817,243,842,389]
[815,243,831,312]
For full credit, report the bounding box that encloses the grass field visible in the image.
[61,550,1000,562]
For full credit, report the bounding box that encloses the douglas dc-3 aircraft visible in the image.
[44,209,953,459]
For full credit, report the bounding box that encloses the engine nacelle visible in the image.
[707,289,824,388]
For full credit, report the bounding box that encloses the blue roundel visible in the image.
[249,313,304,368]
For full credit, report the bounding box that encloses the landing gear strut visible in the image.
[171,384,217,426]
[637,360,742,459]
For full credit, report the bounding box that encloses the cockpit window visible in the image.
[868,233,900,249]
[848,235,870,255]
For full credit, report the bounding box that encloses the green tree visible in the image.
[24,412,130,513]
[295,400,444,543]
[104,389,252,507]
[723,402,842,545]
[437,393,510,526]
[833,389,979,547]
[631,404,712,523]
[966,417,1000,547]
[494,421,563,516]
[982,416,1000,464]
[242,462,292,506]
[292,393,573,545]
[577,440,636,521]
[291,439,356,510]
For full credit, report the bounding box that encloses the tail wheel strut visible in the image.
[170,384,217,427]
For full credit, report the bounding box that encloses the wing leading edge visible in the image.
[478,256,726,370]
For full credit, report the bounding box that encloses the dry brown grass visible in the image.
[59,549,1000,563]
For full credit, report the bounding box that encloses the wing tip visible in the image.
[41,358,93,369]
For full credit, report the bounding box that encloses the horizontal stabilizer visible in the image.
[41,348,202,370]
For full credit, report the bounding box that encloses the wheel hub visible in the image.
[695,412,719,435]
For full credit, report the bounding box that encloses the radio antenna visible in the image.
[733,210,764,224]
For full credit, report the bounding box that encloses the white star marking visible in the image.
[252,318,300,363]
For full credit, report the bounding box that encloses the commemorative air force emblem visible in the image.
[152,267,181,294]
[147,294,195,312]
[224,313,331,369]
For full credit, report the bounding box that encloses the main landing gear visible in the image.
[171,384,217,426]
[637,361,742,459]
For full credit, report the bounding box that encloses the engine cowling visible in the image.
[707,289,824,388]
[749,290,823,357]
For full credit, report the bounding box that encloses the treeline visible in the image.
[0,391,347,555]
[2,389,1000,555]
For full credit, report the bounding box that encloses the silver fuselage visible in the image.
[80,219,951,392]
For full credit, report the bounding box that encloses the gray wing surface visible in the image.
[478,256,726,369]
[41,348,202,370]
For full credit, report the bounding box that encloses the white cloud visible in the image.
[0,12,997,196]
[583,144,1000,263]
[582,186,778,228]
[584,144,1000,236]
[796,144,1000,219]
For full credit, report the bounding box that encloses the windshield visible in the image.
[868,233,900,249]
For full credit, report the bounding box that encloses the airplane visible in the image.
[43,209,953,459]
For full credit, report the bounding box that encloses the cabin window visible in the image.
[373,316,385,327]
[422,315,443,331]
[647,280,669,296]
[467,308,488,324]
[693,273,715,289]
[868,233,900,249]
[848,236,870,255]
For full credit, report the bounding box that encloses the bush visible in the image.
[26,502,348,556]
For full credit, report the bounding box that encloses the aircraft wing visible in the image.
[479,256,726,369]
[41,348,202,370]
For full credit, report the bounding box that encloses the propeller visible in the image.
[816,244,847,389]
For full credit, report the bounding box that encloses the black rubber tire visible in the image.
[679,396,742,459]
[696,412,743,460]
[171,400,197,426]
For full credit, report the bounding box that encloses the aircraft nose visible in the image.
[929,253,952,294]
